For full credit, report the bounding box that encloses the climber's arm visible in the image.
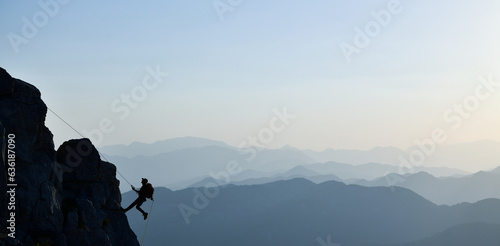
[131,185,139,193]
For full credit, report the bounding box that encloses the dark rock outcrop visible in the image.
[0,68,139,246]
[57,139,139,246]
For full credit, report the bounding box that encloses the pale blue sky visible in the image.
[1,0,500,151]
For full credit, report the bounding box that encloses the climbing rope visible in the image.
[141,200,154,246]
[49,107,154,245]
[47,107,133,186]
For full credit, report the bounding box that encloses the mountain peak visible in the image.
[0,69,139,246]
[280,144,299,150]
[285,165,319,177]
[489,165,500,174]
[100,136,231,158]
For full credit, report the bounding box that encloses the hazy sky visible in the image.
[1,0,500,151]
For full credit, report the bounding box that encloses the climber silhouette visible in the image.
[123,178,154,220]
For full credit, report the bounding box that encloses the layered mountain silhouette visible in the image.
[306,162,467,180]
[179,163,500,206]
[5,67,498,246]
[103,137,500,173]
[124,179,500,246]
[187,165,343,188]
[99,137,232,158]
[356,168,500,205]
[106,145,318,191]
[104,142,470,192]
[302,146,405,166]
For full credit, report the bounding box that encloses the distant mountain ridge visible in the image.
[387,223,500,246]
[101,137,500,173]
[306,161,468,180]
[101,137,500,197]
[186,165,343,188]
[167,162,500,207]
[355,169,500,205]
[106,144,317,191]
[99,137,231,158]
[124,179,500,246]
[302,146,405,166]
[405,139,500,172]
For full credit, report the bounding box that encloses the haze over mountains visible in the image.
[102,137,500,172]
[355,167,500,205]
[124,179,500,246]
[100,137,232,158]
[108,137,500,245]
[100,137,500,192]
[4,0,500,245]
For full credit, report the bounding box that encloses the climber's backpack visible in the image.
[143,183,155,199]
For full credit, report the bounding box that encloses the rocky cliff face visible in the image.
[0,68,140,246]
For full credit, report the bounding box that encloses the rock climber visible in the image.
[123,178,154,220]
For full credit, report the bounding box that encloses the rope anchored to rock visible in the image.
[48,106,155,246]
[47,107,134,187]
